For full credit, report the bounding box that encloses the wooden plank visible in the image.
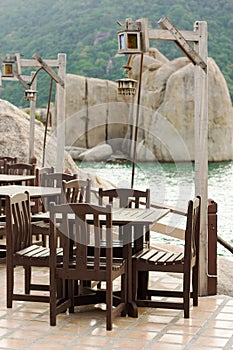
[32,54,64,87]
[148,250,167,263]
[19,58,59,68]
[148,29,199,42]
[194,21,208,296]
[157,18,207,72]
[55,53,66,172]
[150,222,185,240]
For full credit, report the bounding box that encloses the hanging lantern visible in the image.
[118,30,142,54]
[1,55,15,77]
[116,78,137,95]
[24,88,38,101]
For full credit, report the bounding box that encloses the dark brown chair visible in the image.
[99,188,150,252]
[5,162,35,185]
[33,166,54,214]
[0,156,17,174]
[132,196,201,318]
[0,159,5,174]
[61,178,91,204]
[0,224,6,263]
[35,166,55,187]
[5,191,62,306]
[49,202,127,330]
[32,172,78,246]
[40,172,78,210]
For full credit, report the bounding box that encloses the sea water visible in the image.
[77,160,233,258]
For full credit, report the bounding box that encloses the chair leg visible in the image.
[137,271,149,300]
[106,280,113,331]
[183,271,191,318]
[121,274,127,317]
[68,280,74,313]
[132,263,138,303]
[7,264,14,308]
[24,266,31,294]
[50,270,57,326]
[192,265,199,306]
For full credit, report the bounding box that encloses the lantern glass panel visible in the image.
[119,34,125,50]
[2,62,14,77]
[127,33,138,49]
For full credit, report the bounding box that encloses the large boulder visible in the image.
[0,99,114,190]
[65,75,129,152]
[0,99,77,172]
[65,48,233,162]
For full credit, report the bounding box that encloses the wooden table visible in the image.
[32,206,170,317]
[0,185,61,198]
[0,174,36,186]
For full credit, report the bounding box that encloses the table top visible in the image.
[32,207,170,225]
[0,185,61,198]
[0,174,35,183]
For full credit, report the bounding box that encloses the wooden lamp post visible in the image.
[0,53,66,171]
[117,17,209,296]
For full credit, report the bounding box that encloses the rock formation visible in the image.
[64,48,233,162]
[0,99,114,189]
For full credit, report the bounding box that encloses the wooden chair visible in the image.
[32,172,78,246]
[99,188,150,252]
[33,166,54,214]
[40,172,78,210]
[132,196,201,318]
[0,156,17,174]
[35,166,54,187]
[5,191,62,306]
[49,202,127,330]
[0,223,6,263]
[0,159,5,174]
[61,178,91,204]
[5,162,35,185]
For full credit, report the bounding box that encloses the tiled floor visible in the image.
[0,264,232,350]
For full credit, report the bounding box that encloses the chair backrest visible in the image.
[41,172,77,188]
[40,172,78,210]
[0,156,17,164]
[33,167,54,213]
[6,163,35,185]
[35,166,54,186]
[62,178,91,204]
[98,188,150,208]
[0,156,17,173]
[49,203,113,278]
[5,191,32,254]
[184,196,201,265]
[0,159,5,174]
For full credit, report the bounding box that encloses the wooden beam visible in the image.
[32,54,64,87]
[149,29,199,42]
[19,58,59,68]
[157,18,207,72]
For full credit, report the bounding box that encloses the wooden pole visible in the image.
[29,72,37,162]
[55,53,66,172]
[131,53,143,188]
[194,21,208,296]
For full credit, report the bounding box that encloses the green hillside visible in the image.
[0,0,232,106]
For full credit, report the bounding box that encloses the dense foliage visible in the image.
[0,0,232,106]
